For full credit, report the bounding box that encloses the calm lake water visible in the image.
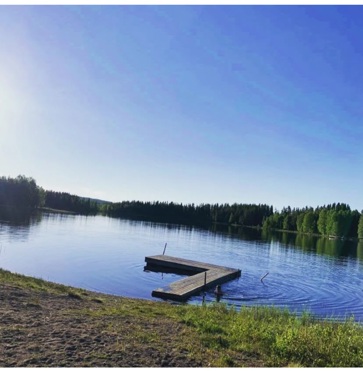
[1,212,363,321]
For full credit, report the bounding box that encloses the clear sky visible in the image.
[1,5,363,211]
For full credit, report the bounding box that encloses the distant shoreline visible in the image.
[38,207,77,215]
[34,211,363,241]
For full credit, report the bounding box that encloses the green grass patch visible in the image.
[177,303,363,367]
[0,268,87,296]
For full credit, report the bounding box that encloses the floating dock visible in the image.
[144,255,241,301]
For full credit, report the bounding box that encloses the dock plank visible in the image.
[144,255,241,301]
[145,255,229,272]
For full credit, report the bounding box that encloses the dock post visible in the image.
[204,271,207,288]
[163,243,167,255]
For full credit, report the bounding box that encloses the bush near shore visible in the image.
[1,268,363,367]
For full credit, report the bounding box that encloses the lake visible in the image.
[1,212,363,321]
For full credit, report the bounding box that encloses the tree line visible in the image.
[100,201,273,227]
[0,176,273,226]
[1,175,363,239]
[263,203,363,239]
[44,191,99,215]
[0,176,99,219]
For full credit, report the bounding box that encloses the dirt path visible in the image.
[0,283,213,367]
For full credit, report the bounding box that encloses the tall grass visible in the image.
[177,303,363,367]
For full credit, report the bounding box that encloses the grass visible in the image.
[79,293,363,366]
[0,268,73,294]
[175,304,363,367]
[1,267,363,367]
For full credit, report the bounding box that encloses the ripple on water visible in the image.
[188,269,363,321]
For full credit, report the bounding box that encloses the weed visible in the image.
[68,292,82,300]
[216,354,234,367]
[91,298,104,304]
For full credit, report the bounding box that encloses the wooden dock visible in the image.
[144,255,241,301]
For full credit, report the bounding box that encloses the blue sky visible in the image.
[1,5,363,211]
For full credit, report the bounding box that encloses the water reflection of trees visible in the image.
[0,212,43,243]
[231,227,362,261]
[5,212,362,263]
[357,241,363,261]
[316,238,343,257]
[210,224,262,241]
[86,217,363,263]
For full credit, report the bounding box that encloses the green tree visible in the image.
[283,214,293,230]
[296,213,305,232]
[228,212,234,224]
[317,209,327,235]
[0,175,43,220]
[325,210,351,237]
[358,214,363,239]
[338,210,352,238]
[348,209,360,238]
[302,211,316,234]
[326,210,337,236]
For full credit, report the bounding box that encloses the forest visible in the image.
[262,203,363,239]
[1,175,363,239]
[44,190,99,215]
[100,201,273,227]
[0,176,98,219]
